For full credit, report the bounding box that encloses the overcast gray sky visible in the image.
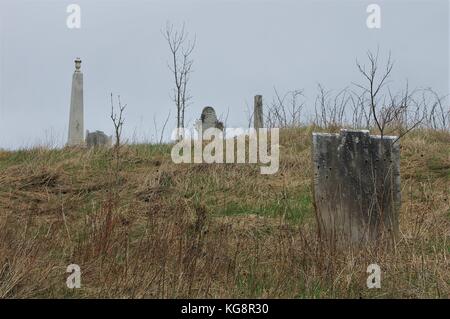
[0,0,448,149]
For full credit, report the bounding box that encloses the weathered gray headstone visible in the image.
[86,130,112,148]
[67,58,84,146]
[312,129,401,244]
[254,95,263,129]
[196,106,224,133]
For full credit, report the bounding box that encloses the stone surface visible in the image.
[254,95,263,129]
[312,129,401,244]
[67,58,84,146]
[197,106,224,133]
[86,130,112,148]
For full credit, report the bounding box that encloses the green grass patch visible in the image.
[215,188,313,223]
[427,158,450,178]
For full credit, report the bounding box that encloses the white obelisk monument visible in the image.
[67,58,84,146]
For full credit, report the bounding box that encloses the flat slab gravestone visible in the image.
[312,129,401,244]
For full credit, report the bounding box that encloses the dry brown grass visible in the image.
[0,127,448,298]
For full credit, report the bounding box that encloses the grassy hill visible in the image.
[0,127,449,298]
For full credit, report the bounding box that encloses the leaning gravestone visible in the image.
[86,130,112,148]
[312,129,401,244]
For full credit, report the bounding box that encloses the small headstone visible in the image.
[67,58,84,146]
[312,129,401,244]
[85,130,112,148]
[197,106,224,132]
[254,95,263,129]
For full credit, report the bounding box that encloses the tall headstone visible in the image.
[312,129,401,244]
[254,95,263,129]
[67,58,84,146]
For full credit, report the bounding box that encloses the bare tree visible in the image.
[153,110,171,144]
[425,88,449,130]
[163,22,195,137]
[109,93,127,188]
[353,50,425,141]
[314,85,350,129]
[349,89,371,129]
[110,93,127,149]
[354,50,394,137]
[244,100,254,129]
[266,88,306,128]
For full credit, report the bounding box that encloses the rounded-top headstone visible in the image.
[201,106,218,131]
